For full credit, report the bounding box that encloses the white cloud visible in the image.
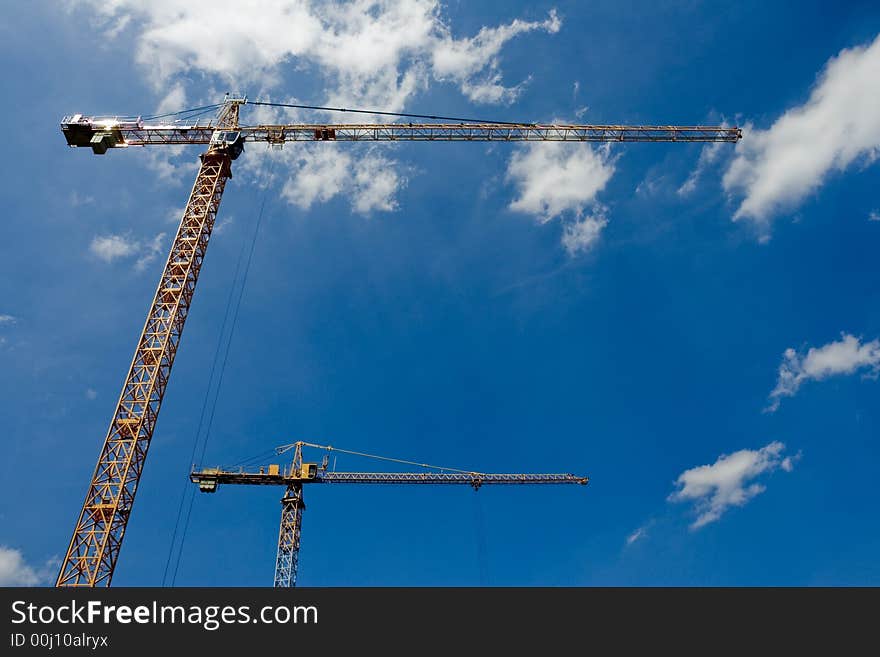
[134,233,167,271]
[0,546,57,586]
[90,235,138,263]
[723,33,880,223]
[279,146,405,215]
[144,147,199,184]
[166,206,187,224]
[155,82,187,116]
[561,211,608,256]
[669,441,796,529]
[431,11,559,104]
[75,1,562,222]
[213,216,234,234]
[766,333,880,412]
[76,1,561,110]
[507,143,614,222]
[89,233,167,270]
[678,140,725,196]
[869,209,880,222]
[0,314,15,348]
[506,141,615,253]
[69,191,95,207]
[86,388,98,400]
[351,153,404,213]
[626,525,648,546]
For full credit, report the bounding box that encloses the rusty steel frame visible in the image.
[274,485,304,588]
[64,121,741,146]
[192,469,589,487]
[56,106,241,587]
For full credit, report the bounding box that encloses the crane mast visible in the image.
[57,98,741,587]
[190,441,589,587]
[56,100,245,587]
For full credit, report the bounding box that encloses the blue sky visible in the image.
[1,0,879,586]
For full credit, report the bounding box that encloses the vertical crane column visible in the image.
[57,116,239,585]
[274,485,305,588]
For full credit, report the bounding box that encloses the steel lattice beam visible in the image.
[274,486,304,588]
[191,469,588,488]
[62,118,741,151]
[56,152,232,587]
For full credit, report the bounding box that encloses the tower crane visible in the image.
[56,96,742,587]
[190,441,589,587]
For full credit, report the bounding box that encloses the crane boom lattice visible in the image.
[56,104,241,587]
[63,117,741,150]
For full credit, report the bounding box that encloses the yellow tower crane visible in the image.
[56,96,741,586]
[191,441,589,587]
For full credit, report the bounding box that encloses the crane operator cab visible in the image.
[297,463,318,480]
[209,130,245,160]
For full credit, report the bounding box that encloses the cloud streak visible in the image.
[669,441,796,529]
[625,525,649,546]
[89,233,167,271]
[767,333,880,412]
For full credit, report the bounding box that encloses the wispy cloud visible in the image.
[506,141,615,254]
[89,233,167,271]
[69,191,95,207]
[869,209,880,222]
[678,140,726,196]
[213,217,234,234]
[723,33,880,225]
[561,209,608,256]
[669,442,797,529]
[766,333,880,412]
[0,546,58,586]
[134,233,167,271]
[90,235,138,263]
[625,524,649,546]
[277,145,407,215]
[76,1,561,110]
[0,314,16,348]
[431,11,560,104]
[166,206,187,224]
[74,1,563,219]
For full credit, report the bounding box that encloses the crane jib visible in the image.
[62,116,742,154]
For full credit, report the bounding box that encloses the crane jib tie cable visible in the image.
[247,99,537,126]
